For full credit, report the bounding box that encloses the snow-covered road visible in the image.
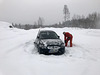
[0,22,100,75]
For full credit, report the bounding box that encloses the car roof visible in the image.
[39,30,55,32]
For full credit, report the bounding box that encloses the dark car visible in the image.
[34,30,65,55]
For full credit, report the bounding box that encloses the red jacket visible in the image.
[64,32,73,40]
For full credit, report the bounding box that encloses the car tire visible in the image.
[58,49,65,55]
[38,48,44,54]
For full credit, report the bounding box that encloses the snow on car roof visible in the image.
[39,30,55,32]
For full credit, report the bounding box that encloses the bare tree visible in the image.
[63,5,70,22]
[34,21,37,25]
[38,17,44,26]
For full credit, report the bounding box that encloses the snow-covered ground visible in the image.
[0,21,100,75]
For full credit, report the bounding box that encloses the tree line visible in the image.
[12,5,100,30]
[12,17,44,30]
[62,12,100,29]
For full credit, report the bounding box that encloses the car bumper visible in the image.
[39,47,65,54]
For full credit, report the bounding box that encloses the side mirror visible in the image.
[37,36,39,39]
[58,36,60,39]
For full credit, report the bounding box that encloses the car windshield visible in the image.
[39,31,59,39]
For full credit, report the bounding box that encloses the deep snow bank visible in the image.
[0,21,12,28]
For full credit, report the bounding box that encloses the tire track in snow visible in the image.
[22,39,98,62]
[5,43,25,54]
[65,43,98,61]
[23,40,38,54]
[0,33,33,56]
[79,46,98,61]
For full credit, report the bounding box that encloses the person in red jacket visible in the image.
[63,32,73,47]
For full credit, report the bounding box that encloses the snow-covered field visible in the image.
[0,21,100,75]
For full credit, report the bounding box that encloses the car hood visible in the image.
[41,39,63,46]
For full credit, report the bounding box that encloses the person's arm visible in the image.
[64,34,66,40]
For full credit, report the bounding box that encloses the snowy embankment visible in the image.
[0,21,100,75]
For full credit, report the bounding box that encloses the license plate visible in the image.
[49,49,58,53]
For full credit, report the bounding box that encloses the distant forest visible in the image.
[12,12,100,30]
[12,5,100,30]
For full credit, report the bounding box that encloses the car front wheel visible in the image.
[38,48,44,54]
[57,49,65,55]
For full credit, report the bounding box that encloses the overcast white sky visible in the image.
[0,0,100,25]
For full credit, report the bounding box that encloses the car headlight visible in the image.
[39,41,46,48]
[39,43,44,47]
